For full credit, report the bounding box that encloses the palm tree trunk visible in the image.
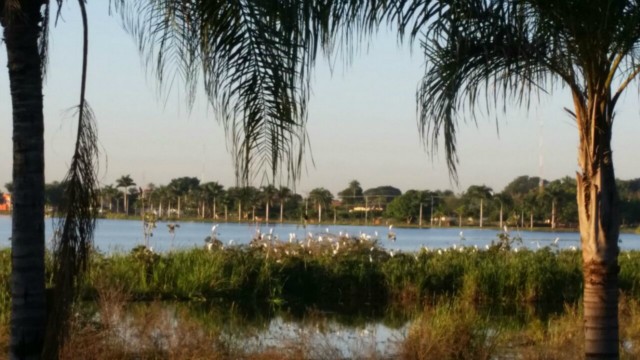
[551,200,556,229]
[280,200,284,223]
[225,205,228,221]
[4,2,47,357]
[212,198,216,220]
[266,201,270,224]
[479,199,483,228]
[530,212,533,229]
[577,105,620,359]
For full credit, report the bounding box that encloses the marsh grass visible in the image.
[397,299,500,360]
[81,242,592,310]
[5,244,640,358]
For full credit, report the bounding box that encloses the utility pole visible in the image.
[365,197,369,225]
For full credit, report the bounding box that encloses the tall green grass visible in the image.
[82,245,589,307]
[3,245,640,326]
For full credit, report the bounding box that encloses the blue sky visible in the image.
[1,2,640,196]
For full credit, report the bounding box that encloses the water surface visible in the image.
[1,215,638,253]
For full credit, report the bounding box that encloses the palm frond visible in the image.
[43,1,99,357]
[388,0,640,178]
[110,0,387,185]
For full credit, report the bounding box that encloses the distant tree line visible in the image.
[6,175,640,228]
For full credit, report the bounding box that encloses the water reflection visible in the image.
[86,298,573,359]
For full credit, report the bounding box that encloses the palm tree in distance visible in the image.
[201,182,225,220]
[261,185,278,223]
[309,188,333,223]
[387,1,640,357]
[100,184,120,212]
[465,185,493,228]
[116,175,136,215]
[276,186,292,223]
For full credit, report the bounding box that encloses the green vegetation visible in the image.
[3,244,640,323]
[3,244,640,358]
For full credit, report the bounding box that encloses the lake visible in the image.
[3,215,640,253]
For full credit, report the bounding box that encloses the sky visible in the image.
[2,2,640,196]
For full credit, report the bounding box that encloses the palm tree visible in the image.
[309,188,333,223]
[261,185,278,223]
[392,1,640,356]
[226,187,242,221]
[201,182,225,220]
[7,1,335,356]
[465,185,493,228]
[492,193,513,230]
[154,185,173,217]
[1,3,50,356]
[112,0,334,185]
[1,0,101,357]
[116,175,136,215]
[276,186,292,223]
[100,185,120,212]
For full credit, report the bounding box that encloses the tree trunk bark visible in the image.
[266,201,270,224]
[4,2,47,358]
[575,94,620,360]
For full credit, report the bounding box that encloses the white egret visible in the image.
[387,225,396,242]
